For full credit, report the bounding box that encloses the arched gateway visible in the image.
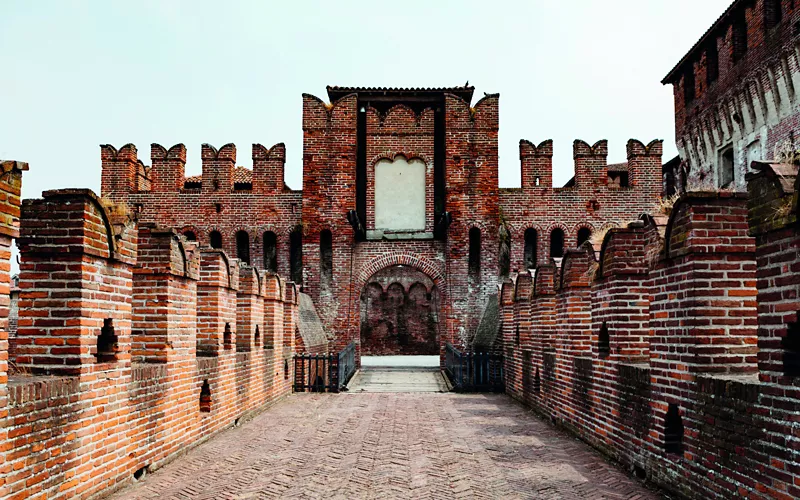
[360,266,441,355]
[354,252,446,356]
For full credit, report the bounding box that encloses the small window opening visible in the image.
[782,319,800,376]
[706,42,719,84]
[183,230,197,241]
[664,404,684,454]
[236,230,250,264]
[289,228,303,286]
[733,13,748,63]
[96,319,118,363]
[234,182,252,191]
[608,171,629,188]
[254,325,260,347]
[284,359,290,380]
[263,231,277,272]
[515,325,520,345]
[209,231,223,249]
[320,230,333,291]
[550,228,565,259]
[215,203,222,213]
[684,66,695,105]
[599,322,610,358]
[719,147,735,189]
[468,227,481,277]
[534,176,541,187]
[577,227,592,247]
[183,181,201,190]
[498,226,511,277]
[199,380,211,413]
[213,179,220,191]
[524,228,537,269]
[765,0,783,29]
[223,323,233,350]
[534,368,541,394]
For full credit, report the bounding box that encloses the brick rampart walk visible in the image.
[111,393,659,499]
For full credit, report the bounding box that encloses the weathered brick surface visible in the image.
[498,179,800,499]
[501,139,663,273]
[101,142,302,281]
[0,160,28,500]
[1,188,303,500]
[663,0,800,192]
[100,87,660,364]
[108,393,658,499]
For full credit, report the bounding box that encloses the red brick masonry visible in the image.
[0,180,301,499]
[500,161,800,499]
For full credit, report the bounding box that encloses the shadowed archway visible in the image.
[359,265,440,355]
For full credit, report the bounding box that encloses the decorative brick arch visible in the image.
[572,222,596,247]
[355,252,445,356]
[231,226,258,241]
[368,151,434,169]
[354,252,445,296]
[571,222,595,234]
[206,227,225,249]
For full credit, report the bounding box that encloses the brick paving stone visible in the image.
[109,393,662,500]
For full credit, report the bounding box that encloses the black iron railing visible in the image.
[294,342,357,393]
[337,341,357,390]
[445,343,504,392]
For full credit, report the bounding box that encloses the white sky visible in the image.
[1,0,731,197]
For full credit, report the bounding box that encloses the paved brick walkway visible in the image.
[349,367,449,392]
[111,393,659,499]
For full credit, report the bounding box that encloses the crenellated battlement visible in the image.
[252,143,286,194]
[100,142,290,195]
[517,138,663,191]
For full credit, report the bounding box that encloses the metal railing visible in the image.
[294,342,357,393]
[445,343,504,392]
[337,341,357,391]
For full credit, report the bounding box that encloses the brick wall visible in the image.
[498,176,800,498]
[664,0,800,192]
[98,88,661,363]
[500,139,663,274]
[2,188,303,499]
[100,143,302,281]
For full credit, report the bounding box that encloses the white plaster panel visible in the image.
[374,157,426,231]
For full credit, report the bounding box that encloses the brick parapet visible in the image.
[252,143,286,195]
[196,249,239,355]
[237,265,265,352]
[201,143,236,194]
[132,224,199,363]
[3,187,302,498]
[494,189,800,498]
[15,189,137,375]
[150,143,187,193]
[0,159,26,500]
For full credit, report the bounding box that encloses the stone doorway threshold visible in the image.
[347,355,450,393]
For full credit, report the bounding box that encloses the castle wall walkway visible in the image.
[109,392,658,499]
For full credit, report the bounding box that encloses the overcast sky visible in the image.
[1,0,731,197]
